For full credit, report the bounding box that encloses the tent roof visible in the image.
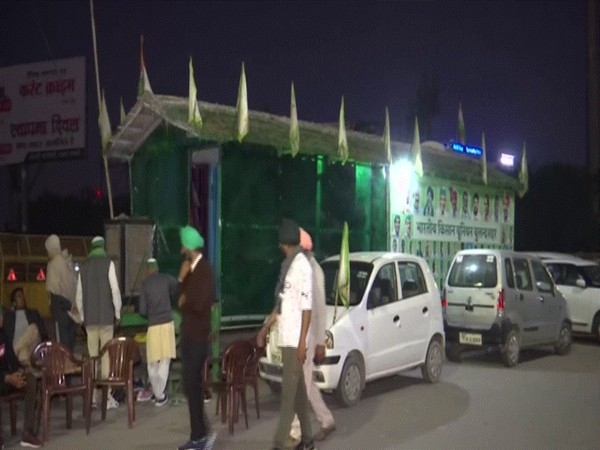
[107,93,521,190]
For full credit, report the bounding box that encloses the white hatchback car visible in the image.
[258,252,445,407]
[535,252,600,341]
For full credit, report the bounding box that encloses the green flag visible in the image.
[138,35,153,96]
[384,107,391,165]
[481,132,488,185]
[411,117,423,177]
[188,57,202,127]
[236,62,249,142]
[518,142,529,198]
[98,89,111,153]
[338,96,348,164]
[337,221,350,309]
[458,102,466,144]
[119,97,126,124]
[290,82,300,156]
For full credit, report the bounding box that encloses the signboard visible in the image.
[0,57,86,165]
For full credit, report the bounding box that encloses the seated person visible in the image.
[0,307,43,448]
[3,288,49,368]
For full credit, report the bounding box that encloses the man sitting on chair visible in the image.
[3,288,49,369]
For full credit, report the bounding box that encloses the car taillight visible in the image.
[441,288,447,308]
[497,289,505,313]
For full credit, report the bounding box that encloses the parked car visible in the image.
[259,252,445,407]
[533,252,600,342]
[443,249,572,367]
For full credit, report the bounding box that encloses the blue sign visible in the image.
[448,141,482,158]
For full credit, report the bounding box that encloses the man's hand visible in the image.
[256,326,268,348]
[314,344,326,364]
[6,371,26,389]
[297,341,307,365]
[178,294,186,308]
[178,260,191,281]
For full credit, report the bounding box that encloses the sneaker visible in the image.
[285,436,301,448]
[137,389,154,402]
[155,392,169,407]
[20,433,42,448]
[294,440,315,450]
[106,397,119,410]
[204,432,216,450]
[204,390,212,403]
[313,424,336,441]
[176,439,205,450]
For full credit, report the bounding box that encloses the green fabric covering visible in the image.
[180,225,204,250]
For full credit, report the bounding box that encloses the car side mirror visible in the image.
[576,278,586,289]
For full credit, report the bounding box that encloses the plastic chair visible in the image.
[31,341,92,443]
[210,339,255,435]
[244,343,265,419]
[0,390,25,436]
[92,337,141,428]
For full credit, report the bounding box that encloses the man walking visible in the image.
[176,225,216,450]
[75,236,122,410]
[137,258,177,406]
[258,218,314,450]
[288,228,336,446]
[45,234,78,352]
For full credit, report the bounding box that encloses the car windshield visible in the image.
[580,264,600,288]
[321,260,373,306]
[447,254,498,288]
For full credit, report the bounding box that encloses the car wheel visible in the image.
[445,343,462,362]
[554,322,572,355]
[335,354,363,408]
[501,329,520,367]
[265,380,281,395]
[421,338,443,383]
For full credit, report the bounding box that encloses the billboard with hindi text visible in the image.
[0,57,86,165]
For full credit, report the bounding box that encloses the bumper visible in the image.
[258,355,343,391]
[444,321,511,348]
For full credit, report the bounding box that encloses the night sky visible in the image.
[0,0,588,206]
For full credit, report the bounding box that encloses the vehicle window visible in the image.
[580,264,600,288]
[563,264,582,286]
[399,261,428,298]
[513,258,533,291]
[368,263,398,308]
[531,260,554,293]
[447,254,497,288]
[504,258,515,288]
[321,261,372,306]
[545,263,565,284]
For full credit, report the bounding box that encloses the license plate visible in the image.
[459,332,482,346]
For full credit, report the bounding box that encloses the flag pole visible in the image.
[90,0,115,219]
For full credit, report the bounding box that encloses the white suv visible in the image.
[258,252,445,407]
[535,252,600,341]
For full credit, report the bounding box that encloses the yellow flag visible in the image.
[384,107,391,165]
[518,142,529,198]
[98,90,111,153]
[337,221,350,309]
[290,82,300,156]
[411,117,423,177]
[138,35,153,96]
[120,97,126,124]
[458,102,466,144]
[236,62,249,142]
[338,96,348,164]
[481,132,488,185]
[188,57,202,127]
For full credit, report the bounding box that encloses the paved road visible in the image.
[3,336,598,450]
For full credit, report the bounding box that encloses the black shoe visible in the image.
[294,441,315,450]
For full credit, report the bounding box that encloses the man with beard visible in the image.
[176,225,216,450]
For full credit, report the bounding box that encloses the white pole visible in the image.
[90,0,115,219]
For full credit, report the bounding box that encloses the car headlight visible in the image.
[325,330,334,349]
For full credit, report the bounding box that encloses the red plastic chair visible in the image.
[31,341,92,443]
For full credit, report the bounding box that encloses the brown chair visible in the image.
[210,339,255,435]
[244,343,265,419]
[31,341,92,444]
[92,337,141,428]
[0,390,25,436]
